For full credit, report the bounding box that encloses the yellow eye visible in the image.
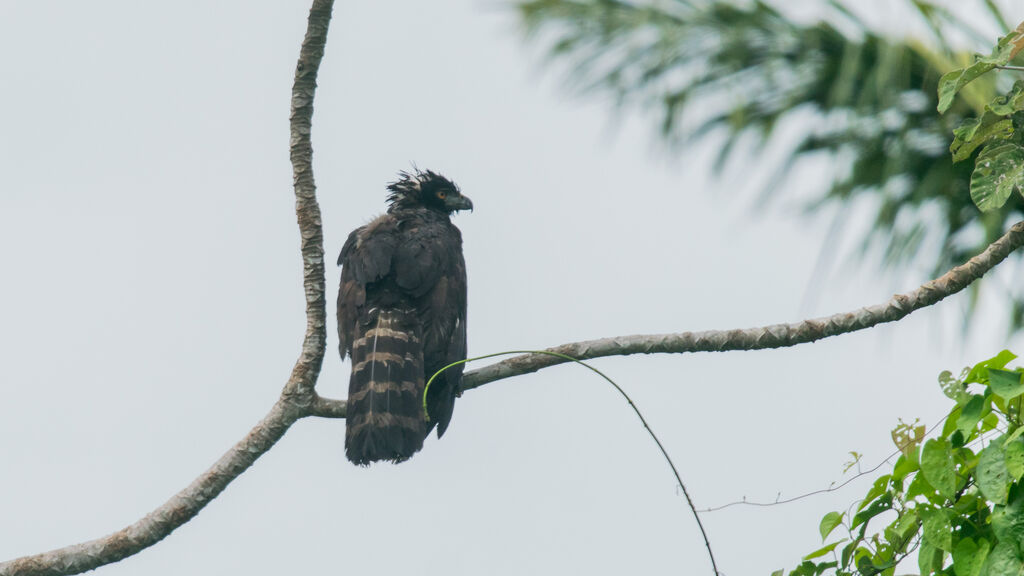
[437,190,447,199]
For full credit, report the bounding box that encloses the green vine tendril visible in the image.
[424,350,720,576]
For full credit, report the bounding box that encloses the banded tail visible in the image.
[345,309,428,465]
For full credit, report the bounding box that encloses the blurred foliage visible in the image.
[517,0,1024,329]
[776,350,1024,575]
[939,22,1024,215]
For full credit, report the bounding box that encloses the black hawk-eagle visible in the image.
[337,169,471,465]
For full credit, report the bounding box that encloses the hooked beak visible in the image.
[446,194,473,212]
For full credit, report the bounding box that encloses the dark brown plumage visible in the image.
[337,169,471,465]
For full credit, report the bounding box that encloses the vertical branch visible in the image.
[284,0,334,402]
[0,2,336,574]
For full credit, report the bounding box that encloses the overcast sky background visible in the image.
[1,1,1022,575]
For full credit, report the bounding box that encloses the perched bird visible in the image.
[336,169,472,465]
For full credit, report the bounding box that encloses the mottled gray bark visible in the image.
[303,219,1024,412]
[304,220,1024,416]
[454,219,1024,390]
[284,0,331,403]
[0,1,335,574]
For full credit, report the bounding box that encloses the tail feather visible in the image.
[345,309,427,465]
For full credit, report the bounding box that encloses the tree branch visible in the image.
[307,220,1024,416]
[310,393,348,418]
[285,0,332,402]
[0,2,335,574]
[309,219,1024,416]
[454,220,1024,391]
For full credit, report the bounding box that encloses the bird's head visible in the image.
[386,169,473,214]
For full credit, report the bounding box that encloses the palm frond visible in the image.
[518,0,1024,329]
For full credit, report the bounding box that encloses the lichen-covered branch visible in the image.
[310,393,347,418]
[455,220,1024,390]
[0,2,336,574]
[309,219,1024,417]
[284,0,332,402]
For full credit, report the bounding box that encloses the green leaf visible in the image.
[1006,426,1024,445]
[770,570,784,576]
[803,539,846,561]
[907,468,939,502]
[950,115,1013,163]
[991,369,1024,400]
[954,492,984,517]
[790,561,824,576]
[958,394,988,438]
[954,537,991,576]
[982,412,1001,434]
[918,540,943,576]
[815,561,837,574]
[992,490,1024,554]
[951,429,967,448]
[954,117,983,141]
[967,350,1019,383]
[858,476,891,512]
[943,405,964,439]
[970,142,1024,212]
[939,65,996,113]
[856,553,893,575]
[852,493,893,530]
[1007,438,1024,481]
[938,26,1024,113]
[888,509,919,542]
[921,439,957,501]
[819,511,844,541]
[893,451,920,482]
[922,509,953,552]
[986,80,1024,115]
[841,540,858,569]
[892,420,927,456]
[993,350,1020,369]
[988,98,1021,117]
[940,370,968,403]
[980,541,1023,576]
[977,441,1011,504]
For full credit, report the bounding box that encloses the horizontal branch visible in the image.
[456,219,1024,391]
[310,394,347,418]
[306,220,1024,416]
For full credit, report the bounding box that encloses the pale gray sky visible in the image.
[1,1,1021,575]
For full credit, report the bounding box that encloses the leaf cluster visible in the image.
[778,351,1024,576]
[940,23,1024,213]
